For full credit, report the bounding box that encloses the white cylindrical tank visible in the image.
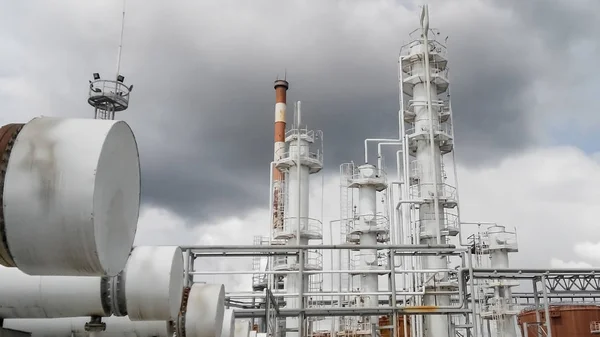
[220,309,235,337]
[0,267,109,318]
[186,283,225,337]
[0,246,182,320]
[124,246,184,321]
[2,316,173,337]
[2,117,140,276]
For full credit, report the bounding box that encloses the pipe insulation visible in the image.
[2,283,226,337]
[233,320,250,337]
[220,309,235,337]
[0,267,107,318]
[123,246,184,321]
[0,246,183,320]
[186,284,225,337]
[0,117,141,276]
[3,317,173,337]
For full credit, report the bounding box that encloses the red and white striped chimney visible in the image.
[272,79,289,230]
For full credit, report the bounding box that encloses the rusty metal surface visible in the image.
[519,304,600,337]
[274,80,289,103]
[379,315,411,337]
[0,123,24,268]
[177,286,191,337]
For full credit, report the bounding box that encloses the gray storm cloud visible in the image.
[0,0,598,222]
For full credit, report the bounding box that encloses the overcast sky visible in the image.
[1,0,600,290]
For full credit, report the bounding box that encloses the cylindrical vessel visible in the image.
[185,283,225,337]
[2,316,173,337]
[1,117,140,276]
[518,304,600,337]
[408,41,450,337]
[0,267,109,319]
[357,174,379,321]
[221,309,235,337]
[0,245,182,320]
[125,246,184,321]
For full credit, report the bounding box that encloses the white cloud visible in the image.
[456,146,600,269]
[550,258,593,269]
[573,242,600,262]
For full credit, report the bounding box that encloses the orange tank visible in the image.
[379,315,411,337]
[518,304,600,337]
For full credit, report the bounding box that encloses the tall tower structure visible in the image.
[339,162,390,333]
[88,0,133,120]
[271,102,324,337]
[273,79,289,231]
[400,5,458,337]
[477,225,520,337]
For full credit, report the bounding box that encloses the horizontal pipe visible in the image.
[0,246,184,320]
[2,317,172,337]
[364,138,401,163]
[469,268,600,278]
[191,269,394,275]
[225,290,458,298]
[183,244,455,251]
[233,307,471,318]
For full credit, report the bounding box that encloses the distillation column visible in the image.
[348,165,388,327]
[479,225,519,337]
[272,106,323,337]
[400,6,458,337]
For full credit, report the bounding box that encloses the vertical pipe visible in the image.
[184,249,191,287]
[267,162,275,292]
[296,101,305,337]
[468,251,479,337]
[540,276,552,337]
[421,5,442,247]
[389,250,398,337]
[532,280,541,337]
[329,220,336,336]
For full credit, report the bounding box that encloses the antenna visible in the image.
[115,0,127,81]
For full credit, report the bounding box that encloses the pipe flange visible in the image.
[102,271,127,317]
[0,123,24,267]
[177,286,191,337]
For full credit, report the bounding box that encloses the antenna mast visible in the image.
[116,0,127,80]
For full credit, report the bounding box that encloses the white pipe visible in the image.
[2,284,225,337]
[364,138,400,164]
[0,246,183,320]
[3,317,172,337]
[267,161,275,291]
[0,266,107,318]
[376,141,402,172]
